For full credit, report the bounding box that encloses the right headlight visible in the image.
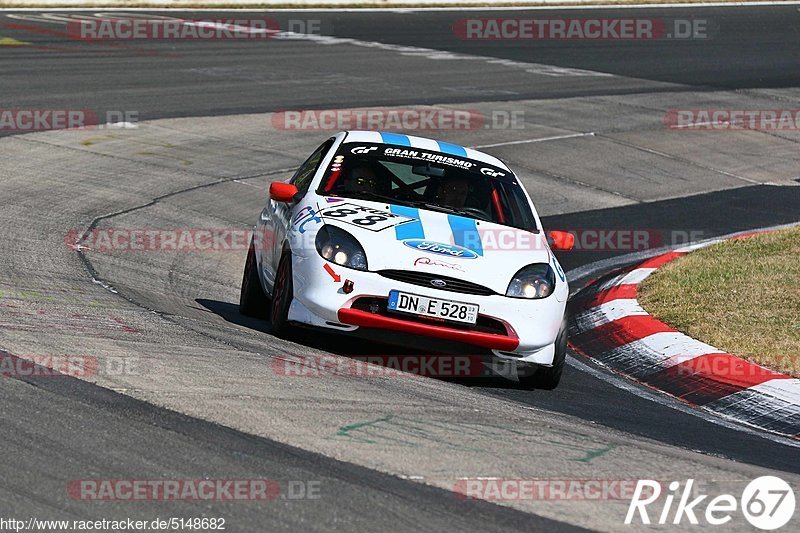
[314,225,368,271]
[506,263,555,299]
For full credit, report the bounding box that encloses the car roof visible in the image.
[341,130,510,171]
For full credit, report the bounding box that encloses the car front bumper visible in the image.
[286,252,567,365]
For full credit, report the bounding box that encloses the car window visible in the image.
[291,139,333,194]
[317,142,538,231]
[381,161,430,193]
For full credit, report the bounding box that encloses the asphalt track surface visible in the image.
[1,5,800,532]
[1,6,800,121]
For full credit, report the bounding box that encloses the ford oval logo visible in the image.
[403,239,478,259]
[430,279,447,288]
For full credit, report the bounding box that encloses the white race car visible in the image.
[240,131,574,388]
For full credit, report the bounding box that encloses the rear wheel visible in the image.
[519,319,567,390]
[239,237,270,319]
[270,251,295,339]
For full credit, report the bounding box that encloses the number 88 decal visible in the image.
[324,208,359,218]
[318,203,410,231]
[353,215,388,226]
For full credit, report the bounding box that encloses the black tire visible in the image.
[519,319,568,390]
[270,251,295,339]
[239,237,270,319]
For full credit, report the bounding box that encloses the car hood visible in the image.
[315,198,553,294]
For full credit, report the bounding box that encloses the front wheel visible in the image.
[270,251,295,339]
[239,237,270,319]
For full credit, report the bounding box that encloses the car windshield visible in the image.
[317,142,539,231]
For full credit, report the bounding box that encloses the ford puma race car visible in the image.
[240,131,574,388]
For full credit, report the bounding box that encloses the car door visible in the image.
[257,139,334,292]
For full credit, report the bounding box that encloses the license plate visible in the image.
[387,290,479,325]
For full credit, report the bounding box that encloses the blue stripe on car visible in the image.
[436,141,468,157]
[379,132,412,146]
[391,205,425,240]
[448,214,483,256]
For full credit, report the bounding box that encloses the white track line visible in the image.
[471,132,595,149]
[3,11,612,78]
[232,178,262,189]
[275,31,610,77]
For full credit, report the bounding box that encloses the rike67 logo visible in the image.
[626,477,795,529]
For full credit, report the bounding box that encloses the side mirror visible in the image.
[269,182,299,203]
[547,230,575,251]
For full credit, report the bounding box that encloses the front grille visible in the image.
[378,270,496,296]
[351,297,508,336]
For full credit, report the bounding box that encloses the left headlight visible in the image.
[315,225,368,271]
[506,263,555,299]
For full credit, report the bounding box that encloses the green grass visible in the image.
[638,225,800,377]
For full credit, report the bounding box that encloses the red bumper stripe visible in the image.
[337,308,519,351]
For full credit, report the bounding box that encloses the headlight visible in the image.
[315,225,368,271]
[506,263,555,299]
